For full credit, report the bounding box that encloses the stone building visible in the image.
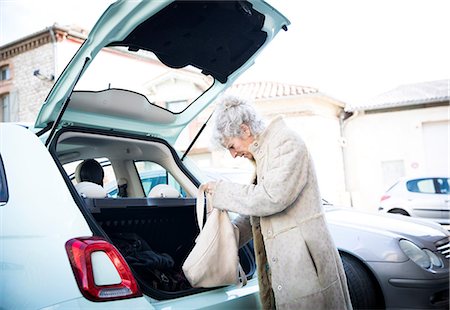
[0,24,87,123]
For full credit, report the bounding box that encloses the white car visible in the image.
[0,0,289,308]
[379,177,450,227]
[0,123,151,308]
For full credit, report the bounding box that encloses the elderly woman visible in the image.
[205,95,352,310]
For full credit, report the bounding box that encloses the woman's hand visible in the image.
[204,181,217,195]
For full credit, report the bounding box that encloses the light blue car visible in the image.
[1,0,289,308]
[1,0,448,309]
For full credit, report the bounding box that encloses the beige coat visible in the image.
[211,117,352,310]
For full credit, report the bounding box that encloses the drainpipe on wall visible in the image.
[48,25,57,81]
[339,109,359,207]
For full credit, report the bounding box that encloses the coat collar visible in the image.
[249,115,285,159]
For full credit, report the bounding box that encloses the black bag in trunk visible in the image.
[110,232,190,291]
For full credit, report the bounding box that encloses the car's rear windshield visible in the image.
[74,46,214,114]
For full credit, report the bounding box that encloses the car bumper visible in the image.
[367,261,449,309]
[40,296,153,309]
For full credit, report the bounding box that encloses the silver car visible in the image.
[76,160,450,309]
[326,202,449,309]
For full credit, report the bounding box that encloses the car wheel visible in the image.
[341,253,384,309]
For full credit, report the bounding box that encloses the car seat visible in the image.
[74,159,107,198]
[148,184,181,198]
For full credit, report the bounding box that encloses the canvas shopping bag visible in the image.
[182,184,247,288]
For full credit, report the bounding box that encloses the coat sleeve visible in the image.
[211,132,310,217]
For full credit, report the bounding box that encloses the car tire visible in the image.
[341,253,383,309]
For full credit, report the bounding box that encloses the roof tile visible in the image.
[228,81,318,100]
[346,79,450,111]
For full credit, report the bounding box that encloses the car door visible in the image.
[407,178,448,220]
[435,177,450,221]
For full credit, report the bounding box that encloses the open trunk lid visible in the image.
[34,0,289,144]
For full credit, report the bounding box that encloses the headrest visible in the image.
[75,159,104,186]
[75,181,108,199]
[148,184,181,198]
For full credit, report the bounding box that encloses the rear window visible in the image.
[406,178,436,194]
[0,155,9,205]
[65,158,117,197]
[74,46,214,114]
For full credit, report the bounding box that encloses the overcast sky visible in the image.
[1,0,449,105]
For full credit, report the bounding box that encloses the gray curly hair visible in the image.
[211,94,266,148]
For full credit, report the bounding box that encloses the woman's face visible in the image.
[225,124,255,160]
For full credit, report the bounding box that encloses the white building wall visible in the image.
[422,120,450,175]
[344,105,450,212]
[284,114,348,206]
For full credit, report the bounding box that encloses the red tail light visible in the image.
[380,194,391,202]
[65,237,142,302]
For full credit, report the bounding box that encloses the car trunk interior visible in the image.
[52,128,256,299]
[113,0,267,84]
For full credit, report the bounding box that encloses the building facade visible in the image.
[343,80,450,211]
[0,24,87,123]
[2,26,448,212]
